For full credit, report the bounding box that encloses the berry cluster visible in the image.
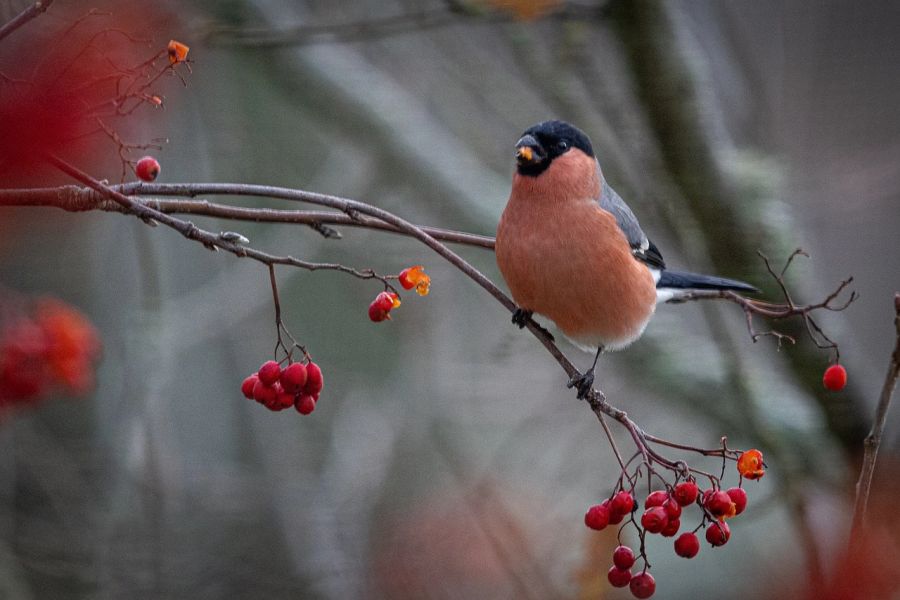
[241,359,323,415]
[0,298,102,413]
[584,449,765,597]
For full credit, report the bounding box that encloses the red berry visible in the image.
[644,490,668,508]
[295,394,316,415]
[373,291,395,311]
[660,518,680,537]
[135,156,160,182]
[640,507,668,534]
[704,490,733,518]
[629,572,656,599]
[663,497,682,519]
[252,380,277,406]
[611,490,635,515]
[303,361,323,396]
[613,545,636,570]
[823,364,847,391]
[276,390,295,409]
[258,360,282,386]
[726,487,748,516]
[705,520,731,546]
[607,566,632,588]
[368,302,389,322]
[280,362,308,393]
[673,481,699,506]
[584,503,610,531]
[674,532,700,558]
[241,374,258,399]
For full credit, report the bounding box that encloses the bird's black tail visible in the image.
[657,269,758,293]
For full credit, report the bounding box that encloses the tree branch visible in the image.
[1,177,852,490]
[0,186,495,249]
[850,293,900,543]
[0,0,54,43]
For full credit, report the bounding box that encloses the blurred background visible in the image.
[1,0,899,598]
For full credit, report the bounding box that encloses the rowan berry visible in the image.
[823,364,847,391]
[674,532,700,558]
[607,566,632,588]
[135,156,160,182]
[257,360,282,386]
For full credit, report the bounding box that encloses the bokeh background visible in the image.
[1,0,899,598]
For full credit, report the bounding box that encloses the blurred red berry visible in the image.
[674,532,700,558]
[368,303,389,322]
[644,490,668,508]
[241,374,258,399]
[660,518,680,537]
[295,394,316,415]
[252,380,277,405]
[303,361,323,396]
[705,520,731,546]
[641,507,668,534]
[280,362,308,394]
[629,572,656,599]
[607,566,632,588]
[673,481,699,506]
[613,545,636,570]
[276,390,295,409]
[823,364,847,391]
[584,503,610,531]
[663,497,682,519]
[373,291,395,311]
[726,487,748,516]
[737,449,766,480]
[704,490,733,518]
[135,156,160,182]
[258,360,282,386]
[611,490,635,515]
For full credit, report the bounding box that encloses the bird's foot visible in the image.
[567,370,594,400]
[511,308,533,329]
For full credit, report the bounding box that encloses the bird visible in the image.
[495,120,758,398]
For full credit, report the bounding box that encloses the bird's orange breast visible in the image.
[496,157,656,350]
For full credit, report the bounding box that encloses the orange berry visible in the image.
[737,449,765,480]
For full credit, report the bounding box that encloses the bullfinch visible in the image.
[495,120,757,397]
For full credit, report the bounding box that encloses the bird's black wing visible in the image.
[598,178,666,270]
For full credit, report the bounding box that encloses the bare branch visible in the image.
[0,0,54,43]
[666,249,857,362]
[850,293,900,544]
[0,186,495,249]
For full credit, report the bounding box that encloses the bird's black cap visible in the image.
[515,120,595,177]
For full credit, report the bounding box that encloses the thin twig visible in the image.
[0,0,54,43]
[0,187,496,249]
[850,293,900,542]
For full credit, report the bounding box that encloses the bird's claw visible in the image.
[567,371,594,399]
[511,308,532,329]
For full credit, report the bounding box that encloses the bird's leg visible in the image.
[567,346,604,399]
[511,308,533,329]
[511,308,556,341]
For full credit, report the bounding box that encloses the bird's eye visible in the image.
[557,140,569,152]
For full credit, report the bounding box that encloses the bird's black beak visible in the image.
[515,134,546,167]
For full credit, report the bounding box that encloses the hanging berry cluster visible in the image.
[242,359,324,415]
[584,449,765,598]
